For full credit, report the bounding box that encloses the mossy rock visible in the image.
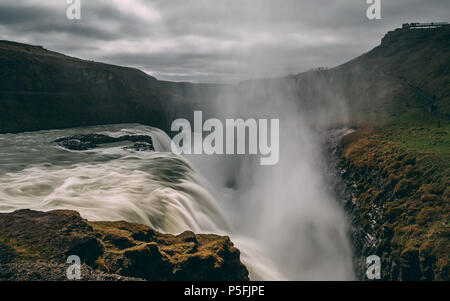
[0,210,249,281]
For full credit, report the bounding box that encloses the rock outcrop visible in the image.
[54,134,154,151]
[0,209,249,281]
[0,262,143,281]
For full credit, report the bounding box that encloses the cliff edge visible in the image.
[0,209,249,281]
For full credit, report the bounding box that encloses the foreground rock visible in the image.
[0,262,143,281]
[0,209,249,281]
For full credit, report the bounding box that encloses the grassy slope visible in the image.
[342,104,449,279]
[356,27,450,116]
[339,27,449,280]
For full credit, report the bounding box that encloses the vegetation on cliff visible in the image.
[337,27,449,280]
[341,121,449,280]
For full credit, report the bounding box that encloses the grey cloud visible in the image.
[0,4,54,25]
[0,0,448,82]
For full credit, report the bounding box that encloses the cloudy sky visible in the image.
[0,0,448,83]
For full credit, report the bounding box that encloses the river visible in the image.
[0,123,354,280]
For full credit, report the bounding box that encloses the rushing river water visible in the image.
[0,123,353,280]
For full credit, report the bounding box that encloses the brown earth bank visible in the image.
[0,209,249,281]
[335,127,449,280]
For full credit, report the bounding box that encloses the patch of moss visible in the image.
[0,210,249,281]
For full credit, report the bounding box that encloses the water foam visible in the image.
[0,124,283,280]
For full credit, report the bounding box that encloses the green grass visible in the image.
[342,95,449,279]
[379,104,450,177]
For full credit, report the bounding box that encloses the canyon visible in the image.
[0,26,449,280]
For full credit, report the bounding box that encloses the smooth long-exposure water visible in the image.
[0,123,352,280]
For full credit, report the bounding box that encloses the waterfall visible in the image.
[0,121,354,280]
[0,123,284,280]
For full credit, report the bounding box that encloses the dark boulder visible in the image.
[54,134,154,151]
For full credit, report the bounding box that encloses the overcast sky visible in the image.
[0,0,448,83]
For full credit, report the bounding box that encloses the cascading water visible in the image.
[0,124,228,232]
[0,122,353,280]
[0,123,284,280]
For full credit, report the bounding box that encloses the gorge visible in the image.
[0,26,449,281]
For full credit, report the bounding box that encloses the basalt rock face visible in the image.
[0,209,249,281]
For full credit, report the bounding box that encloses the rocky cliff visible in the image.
[2,27,448,134]
[0,40,223,134]
[0,209,249,281]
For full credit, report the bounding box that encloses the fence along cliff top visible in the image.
[402,22,450,29]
